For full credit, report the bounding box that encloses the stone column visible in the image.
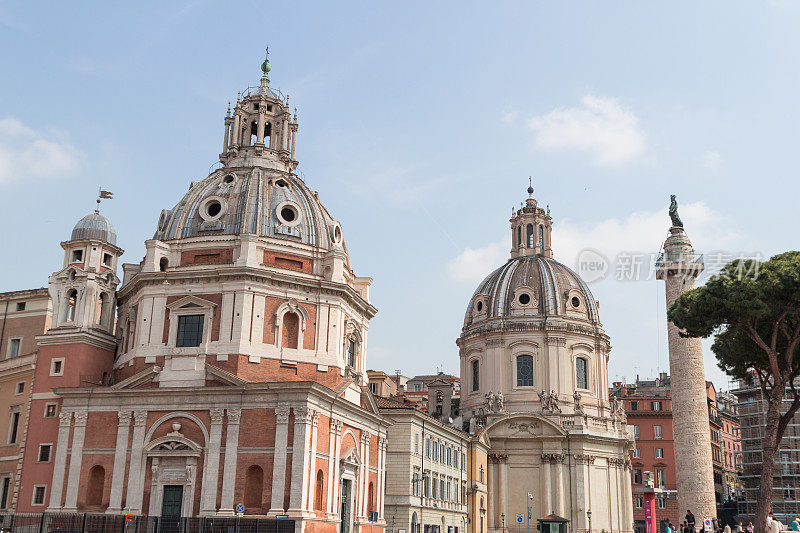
[306,412,320,511]
[219,408,242,515]
[498,454,508,524]
[223,117,231,153]
[256,106,266,145]
[541,454,552,516]
[487,454,496,529]
[270,404,291,514]
[328,420,343,516]
[48,411,73,509]
[289,406,313,514]
[107,411,132,513]
[656,225,716,522]
[124,410,148,513]
[282,119,290,151]
[361,432,371,518]
[232,112,241,147]
[377,437,386,518]
[555,454,565,517]
[63,411,88,511]
[573,455,589,533]
[200,408,225,515]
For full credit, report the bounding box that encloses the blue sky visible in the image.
[2,1,798,390]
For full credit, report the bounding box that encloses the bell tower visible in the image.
[16,207,123,512]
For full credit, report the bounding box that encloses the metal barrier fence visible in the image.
[0,513,296,533]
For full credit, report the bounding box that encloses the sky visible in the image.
[1,1,799,391]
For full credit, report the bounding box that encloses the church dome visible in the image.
[154,169,344,253]
[71,212,117,245]
[464,255,599,328]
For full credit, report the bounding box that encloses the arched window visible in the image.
[516,355,534,387]
[96,293,107,326]
[347,337,357,368]
[576,357,589,390]
[244,465,263,508]
[315,469,324,510]
[159,257,169,272]
[65,290,77,322]
[471,360,479,392]
[282,311,300,350]
[86,465,105,507]
[526,224,534,248]
[517,226,522,246]
[412,512,419,533]
[435,391,443,417]
[538,225,544,251]
[367,482,375,514]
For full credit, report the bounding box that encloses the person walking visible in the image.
[686,511,696,533]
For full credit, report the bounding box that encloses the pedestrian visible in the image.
[746,522,754,533]
[686,510,696,533]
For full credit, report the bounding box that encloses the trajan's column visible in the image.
[656,195,717,525]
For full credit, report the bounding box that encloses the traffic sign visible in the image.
[516,514,525,524]
[235,504,244,514]
[276,514,291,520]
[703,519,712,533]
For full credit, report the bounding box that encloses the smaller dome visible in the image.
[71,212,117,245]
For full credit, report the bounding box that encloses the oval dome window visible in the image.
[518,293,531,305]
[571,296,581,308]
[281,206,297,222]
[476,301,483,312]
[206,201,222,217]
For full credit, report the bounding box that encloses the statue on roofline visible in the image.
[669,194,683,228]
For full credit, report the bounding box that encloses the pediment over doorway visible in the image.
[478,413,566,446]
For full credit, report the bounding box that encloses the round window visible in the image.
[571,296,581,308]
[223,175,234,184]
[275,179,288,188]
[518,293,531,305]
[281,206,297,222]
[206,201,222,218]
[476,301,483,312]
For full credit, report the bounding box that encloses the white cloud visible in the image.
[446,202,737,285]
[527,95,645,166]
[0,118,85,185]
[446,237,508,284]
[703,150,723,171]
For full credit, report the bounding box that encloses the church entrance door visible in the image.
[340,479,352,533]
[161,485,184,532]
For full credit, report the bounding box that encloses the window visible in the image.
[32,485,46,506]
[15,382,23,395]
[50,359,64,377]
[65,290,77,322]
[347,338,357,367]
[176,314,204,347]
[44,404,57,418]
[369,383,378,395]
[38,444,52,462]
[654,425,662,439]
[526,224,534,248]
[0,476,9,509]
[282,312,300,350]
[440,444,445,462]
[656,448,664,459]
[71,249,83,263]
[102,253,112,267]
[635,496,643,509]
[652,401,662,411]
[315,470,324,510]
[447,481,451,501]
[86,466,105,507]
[633,425,640,439]
[471,360,479,392]
[630,401,638,411]
[440,480,445,500]
[633,448,641,458]
[462,453,466,470]
[15,302,25,312]
[634,469,642,484]
[96,293,107,326]
[576,357,588,389]
[538,225,544,250]
[479,465,484,483]
[516,355,534,387]
[657,494,666,509]
[656,469,665,488]
[447,447,452,465]
[517,226,522,246]
[8,412,20,444]
[7,338,20,359]
[426,439,431,459]
[432,477,437,498]
[454,450,459,469]
[412,472,420,496]
[414,433,419,454]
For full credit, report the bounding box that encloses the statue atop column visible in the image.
[669,194,683,228]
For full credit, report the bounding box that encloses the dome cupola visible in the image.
[71,211,117,245]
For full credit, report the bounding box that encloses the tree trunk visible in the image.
[754,392,783,533]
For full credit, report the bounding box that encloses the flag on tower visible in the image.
[99,190,113,199]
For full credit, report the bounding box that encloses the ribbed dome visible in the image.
[154,169,343,253]
[464,255,600,328]
[71,212,117,245]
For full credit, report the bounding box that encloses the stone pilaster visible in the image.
[269,404,291,515]
[288,406,314,516]
[124,410,148,513]
[218,408,242,515]
[327,419,343,516]
[305,411,320,511]
[63,410,88,511]
[200,408,225,515]
[107,410,132,513]
[47,411,72,509]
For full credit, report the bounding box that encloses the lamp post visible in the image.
[527,493,533,533]
[587,509,592,533]
[502,513,507,533]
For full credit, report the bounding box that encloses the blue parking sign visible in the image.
[516,514,524,524]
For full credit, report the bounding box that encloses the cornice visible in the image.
[35,328,117,350]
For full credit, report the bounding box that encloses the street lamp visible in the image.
[587,509,592,533]
[502,513,507,533]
